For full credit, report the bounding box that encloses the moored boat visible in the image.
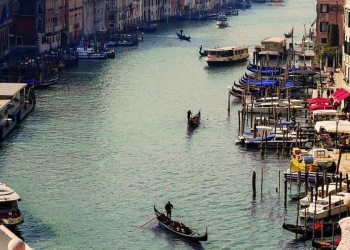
[312,238,340,250]
[205,45,249,67]
[0,182,24,226]
[154,205,208,241]
[299,192,349,219]
[282,222,341,238]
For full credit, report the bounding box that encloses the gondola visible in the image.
[312,238,340,250]
[188,110,201,128]
[282,222,341,238]
[176,32,190,41]
[154,205,208,241]
[284,28,293,38]
[199,45,208,57]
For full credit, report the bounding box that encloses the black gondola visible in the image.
[199,45,208,57]
[284,28,293,38]
[154,205,208,241]
[282,222,341,239]
[187,110,201,128]
[176,32,191,41]
[312,238,340,250]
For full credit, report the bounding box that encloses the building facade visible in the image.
[11,0,65,53]
[316,0,344,45]
[0,0,11,60]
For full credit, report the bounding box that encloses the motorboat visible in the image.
[216,20,228,28]
[299,182,348,207]
[76,47,107,59]
[283,169,334,183]
[205,45,249,67]
[0,182,24,226]
[299,192,350,220]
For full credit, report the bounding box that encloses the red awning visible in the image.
[332,87,350,101]
[306,97,330,104]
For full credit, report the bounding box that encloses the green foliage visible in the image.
[314,44,342,63]
[327,24,339,46]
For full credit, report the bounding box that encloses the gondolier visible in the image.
[187,110,192,122]
[165,201,173,219]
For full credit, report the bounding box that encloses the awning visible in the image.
[332,87,350,101]
[306,97,330,104]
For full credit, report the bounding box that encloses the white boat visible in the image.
[299,182,348,207]
[76,47,107,59]
[245,102,303,114]
[0,182,24,226]
[256,36,287,60]
[254,96,304,106]
[299,192,349,220]
[205,45,249,67]
[295,38,316,60]
[216,20,228,28]
[217,13,227,21]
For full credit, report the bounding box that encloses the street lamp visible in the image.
[335,116,340,149]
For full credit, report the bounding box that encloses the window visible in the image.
[320,22,329,32]
[321,4,329,13]
[15,36,22,46]
[37,1,43,14]
[36,18,43,31]
[13,1,19,14]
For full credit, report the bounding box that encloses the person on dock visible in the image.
[165,201,173,219]
[187,110,192,122]
[180,29,183,36]
[327,88,331,98]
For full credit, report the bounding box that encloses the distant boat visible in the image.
[176,32,190,41]
[199,45,208,57]
[188,110,201,128]
[216,20,228,28]
[284,28,294,38]
[137,23,157,32]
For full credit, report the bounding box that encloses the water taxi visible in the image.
[205,45,249,67]
[0,182,24,226]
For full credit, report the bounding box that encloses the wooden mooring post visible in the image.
[252,171,256,199]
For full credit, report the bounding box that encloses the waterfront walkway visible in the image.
[313,70,350,174]
[0,225,33,250]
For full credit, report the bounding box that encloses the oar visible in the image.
[137,211,166,228]
[137,216,158,228]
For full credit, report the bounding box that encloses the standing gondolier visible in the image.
[187,110,192,122]
[165,201,173,219]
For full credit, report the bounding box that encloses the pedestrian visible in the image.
[180,29,183,36]
[326,89,330,98]
[165,201,173,220]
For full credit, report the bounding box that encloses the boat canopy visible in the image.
[314,120,350,133]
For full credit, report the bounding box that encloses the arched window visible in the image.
[37,2,43,14]
[36,18,43,31]
[13,1,19,14]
